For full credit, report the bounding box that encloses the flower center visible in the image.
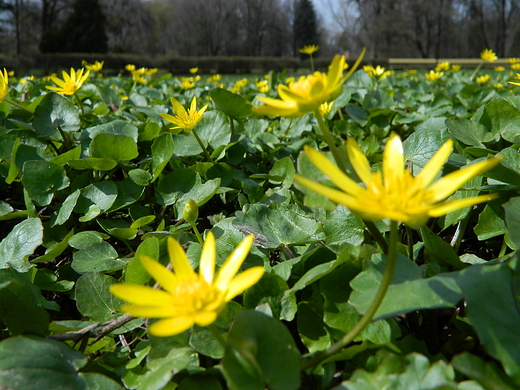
[171,276,225,315]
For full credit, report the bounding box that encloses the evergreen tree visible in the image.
[40,0,108,53]
[293,0,319,57]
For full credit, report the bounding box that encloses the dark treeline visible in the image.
[0,0,519,61]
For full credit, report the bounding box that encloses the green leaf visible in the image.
[75,273,124,322]
[0,279,49,336]
[53,189,81,226]
[474,201,506,241]
[21,160,70,206]
[233,203,325,249]
[457,263,520,383]
[97,218,138,241]
[485,98,520,143]
[403,127,450,168]
[87,119,138,142]
[68,157,118,171]
[80,372,125,390]
[136,347,193,390]
[72,241,128,273]
[75,181,118,221]
[221,310,301,390]
[451,352,519,390]
[0,335,87,390]
[69,230,109,250]
[151,133,174,182]
[446,117,496,146]
[323,205,365,246]
[33,92,80,136]
[209,88,253,120]
[503,197,520,249]
[125,237,159,284]
[0,217,43,272]
[420,225,467,270]
[243,273,290,319]
[90,133,138,161]
[349,254,462,319]
[334,353,457,389]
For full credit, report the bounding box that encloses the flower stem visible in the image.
[191,223,204,247]
[208,324,227,349]
[301,220,399,370]
[309,54,315,73]
[192,129,214,162]
[74,92,84,116]
[313,109,346,173]
[4,98,34,114]
[469,60,484,81]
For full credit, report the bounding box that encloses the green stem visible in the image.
[364,220,389,254]
[301,220,399,370]
[406,225,414,260]
[74,92,84,116]
[313,109,346,173]
[498,238,507,258]
[4,98,34,114]
[469,60,484,81]
[309,54,315,73]
[208,324,227,349]
[192,129,214,162]
[57,125,73,151]
[191,223,204,246]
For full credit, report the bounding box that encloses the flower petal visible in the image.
[214,235,254,291]
[427,157,501,202]
[199,232,216,284]
[194,311,218,327]
[149,317,194,336]
[121,304,176,318]
[225,266,265,301]
[303,146,364,196]
[140,255,178,293]
[346,138,373,185]
[414,139,453,190]
[168,238,196,279]
[383,133,405,186]
[110,283,172,305]
[428,193,499,217]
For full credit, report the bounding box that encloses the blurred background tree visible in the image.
[293,0,320,56]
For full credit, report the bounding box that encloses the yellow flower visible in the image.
[189,67,199,74]
[84,60,104,72]
[255,55,347,117]
[435,61,451,71]
[495,66,505,72]
[318,101,334,117]
[511,63,520,70]
[495,83,504,89]
[509,58,519,64]
[110,233,264,337]
[0,68,8,102]
[480,49,498,62]
[160,96,208,133]
[46,68,90,95]
[294,133,501,227]
[125,64,136,72]
[299,44,320,55]
[145,68,158,76]
[425,70,444,81]
[450,64,462,72]
[476,74,491,84]
[509,73,520,87]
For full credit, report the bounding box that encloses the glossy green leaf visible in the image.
[221,310,301,390]
[136,347,193,390]
[420,225,467,270]
[457,263,520,383]
[68,157,118,171]
[150,132,174,182]
[209,87,253,120]
[485,98,520,143]
[21,160,69,206]
[125,237,159,284]
[33,92,80,136]
[72,241,127,273]
[0,217,43,272]
[90,133,138,161]
[446,117,495,146]
[233,203,325,249]
[0,336,87,390]
[75,272,124,322]
[503,197,520,249]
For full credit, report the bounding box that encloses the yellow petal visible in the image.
[427,157,501,202]
[194,311,218,327]
[121,304,175,318]
[110,283,172,305]
[149,317,194,336]
[170,97,186,116]
[199,232,216,284]
[428,193,499,217]
[168,238,196,279]
[303,146,364,196]
[190,96,197,112]
[383,133,405,186]
[225,266,265,301]
[414,139,453,189]
[140,255,178,293]
[214,235,254,291]
[346,138,372,185]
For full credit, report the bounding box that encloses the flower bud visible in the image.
[182,199,199,225]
